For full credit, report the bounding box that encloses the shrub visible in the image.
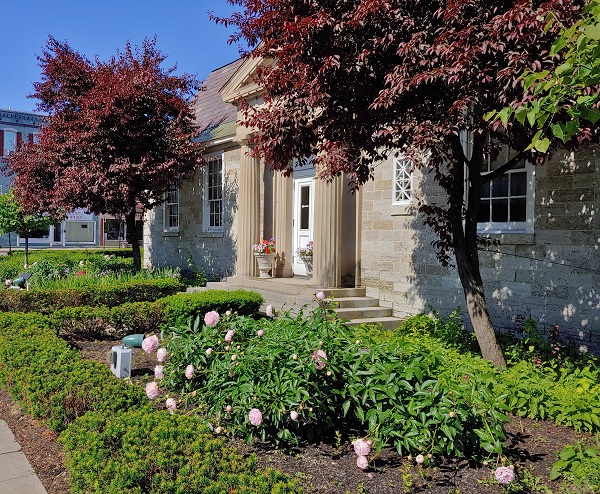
[157,306,508,460]
[50,306,113,339]
[162,290,264,326]
[0,278,185,313]
[0,325,148,431]
[59,409,301,494]
[46,291,263,340]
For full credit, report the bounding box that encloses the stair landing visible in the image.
[196,277,403,330]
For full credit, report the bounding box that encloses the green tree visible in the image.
[490,0,600,151]
[0,191,59,266]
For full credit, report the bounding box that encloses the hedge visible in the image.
[0,311,300,493]
[60,410,301,494]
[49,290,264,340]
[0,278,185,313]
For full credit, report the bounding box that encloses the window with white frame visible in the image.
[204,156,223,232]
[2,130,17,156]
[477,147,535,233]
[164,182,179,232]
[392,154,413,204]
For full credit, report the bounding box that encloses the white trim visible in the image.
[203,155,224,233]
[392,154,413,205]
[477,157,535,234]
[163,183,180,233]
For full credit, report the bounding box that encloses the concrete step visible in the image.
[199,279,403,330]
[335,306,393,320]
[346,317,404,330]
[334,296,381,309]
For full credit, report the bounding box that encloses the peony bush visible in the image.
[153,304,509,460]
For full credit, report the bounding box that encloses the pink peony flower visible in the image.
[225,310,231,316]
[224,330,235,342]
[316,291,326,300]
[204,311,220,327]
[257,330,264,337]
[313,349,328,370]
[249,408,263,426]
[156,348,168,362]
[154,365,164,380]
[356,455,369,470]
[4,279,12,287]
[206,347,213,355]
[185,364,194,379]
[415,454,425,464]
[290,410,298,421]
[494,466,515,484]
[354,438,371,456]
[145,381,160,400]
[142,335,160,354]
[266,304,274,318]
[166,398,177,414]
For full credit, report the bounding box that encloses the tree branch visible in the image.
[481,149,527,183]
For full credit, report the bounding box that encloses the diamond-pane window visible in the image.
[393,155,413,204]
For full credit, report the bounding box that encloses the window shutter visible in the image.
[16,132,22,147]
[29,134,34,144]
[0,131,4,156]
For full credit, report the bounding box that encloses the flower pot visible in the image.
[301,256,313,278]
[254,253,275,278]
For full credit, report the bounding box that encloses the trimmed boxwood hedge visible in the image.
[60,410,301,494]
[49,289,264,339]
[0,278,185,313]
[0,310,300,493]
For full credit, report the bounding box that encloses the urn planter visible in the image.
[254,253,275,278]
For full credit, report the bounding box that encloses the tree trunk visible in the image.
[24,236,29,268]
[126,212,141,272]
[449,135,507,368]
[7,232,11,254]
[454,244,507,368]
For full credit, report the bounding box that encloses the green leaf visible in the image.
[584,24,600,40]
[550,460,568,480]
[555,62,573,75]
[533,137,550,153]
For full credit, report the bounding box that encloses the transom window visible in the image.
[477,147,534,233]
[392,155,413,204]
[164,183,179,231]
[205,157,223,231]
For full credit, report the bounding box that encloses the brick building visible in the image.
[0,108,132,249]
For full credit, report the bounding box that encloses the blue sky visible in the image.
[0,1,244,113]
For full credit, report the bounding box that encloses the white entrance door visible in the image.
[292,177,314,276]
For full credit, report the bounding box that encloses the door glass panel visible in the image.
[300,185,310,230]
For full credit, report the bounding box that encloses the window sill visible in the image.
[390,203,414,216]
[201,231,224,238]
[477,232,535,245]
[162,230,180,237]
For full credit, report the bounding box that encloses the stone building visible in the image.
[144,58,599,344]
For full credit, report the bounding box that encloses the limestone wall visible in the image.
[144,146,240,280]
[361,147,600,347]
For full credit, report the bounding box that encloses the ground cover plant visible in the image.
[1,263,599,492]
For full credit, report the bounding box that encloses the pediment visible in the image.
[220,55,273,104]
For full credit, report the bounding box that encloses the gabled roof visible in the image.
[193,58,244,143]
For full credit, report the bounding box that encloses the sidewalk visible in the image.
[0,420,47,493]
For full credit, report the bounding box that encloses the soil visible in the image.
[0,339,589,494]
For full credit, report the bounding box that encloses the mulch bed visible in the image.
[0,339,588,493]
